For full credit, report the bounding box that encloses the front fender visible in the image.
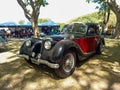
[50,39,82,62]
[19,40,27,54]
[19,39,33,56]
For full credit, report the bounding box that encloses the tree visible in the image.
[17,0,48,37]
[18,20,25,24]
[68,12,101,24]
[86,0,120,39]
[38,18,51,23]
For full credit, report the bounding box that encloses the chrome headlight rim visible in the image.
[37,53,41,59]
[26,40,31,47]
[32,52,36,57]
[44,40,52,50]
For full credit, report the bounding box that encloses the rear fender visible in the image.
[98,37,105,46]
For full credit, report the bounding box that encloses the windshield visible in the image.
[61,23,87,34]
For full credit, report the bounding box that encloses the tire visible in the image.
[55,50,76,78]
[24,58,32,63]
[96,42,104,54]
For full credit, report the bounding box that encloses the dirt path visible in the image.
[0,39,120,90]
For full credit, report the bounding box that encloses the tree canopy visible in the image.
[18,20,25,24]
[38,18,51,23]
[67,11,116,27]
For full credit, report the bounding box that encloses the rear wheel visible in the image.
[96,42,104,54]
[55,50,76,78]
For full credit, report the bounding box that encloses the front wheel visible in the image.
[55,50,76,78]
[24,58,32,63]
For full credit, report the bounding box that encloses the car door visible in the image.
[72,23,89,53]
[72,23,100,54]
[85,28,99,52]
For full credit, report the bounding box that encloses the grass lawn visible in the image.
[0,38,120,90]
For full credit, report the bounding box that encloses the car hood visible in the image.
[30,34,73,43]
[49,34,66,41]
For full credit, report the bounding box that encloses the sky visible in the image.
[0,0,118,24]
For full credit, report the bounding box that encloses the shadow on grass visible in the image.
[0,47,13,53]
[72,38,120,90]
[0,58,59,90]
[0,39,120,90]
[0,40,23,53]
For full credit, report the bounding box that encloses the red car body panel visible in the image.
[73,35,99,53]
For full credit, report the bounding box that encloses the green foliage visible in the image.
[86,0,108,11]
[18,20,25,24]
[86,0,105,4]
[38,18,51,23]
[25,0,48,6]
[38,18,66,30]
[67,11,116,27]
[68,12,101,24]
[36,0,48,6]
[58,23,66,30]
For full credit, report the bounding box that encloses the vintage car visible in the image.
[18,22,105,78]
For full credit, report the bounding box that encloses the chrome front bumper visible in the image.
[17,54,29,60]
[17,54,59,69]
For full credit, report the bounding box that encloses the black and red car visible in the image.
[18,22,105,78]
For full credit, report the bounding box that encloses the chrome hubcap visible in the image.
[63,53,75,73]
[100,43,104,52]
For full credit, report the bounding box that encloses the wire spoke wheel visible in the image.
[55,50,76,78]
[62,53,75,73]
[96,41,104,54]
[100,42,104,52]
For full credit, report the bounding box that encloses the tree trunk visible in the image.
[31,17,39,37]
[108,0,120,39]
[32,22,39,37]
[17,0,42,38]
[114,15,120,39]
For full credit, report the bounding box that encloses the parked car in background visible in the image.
[0,36,6,48]
[0,30,6,39]
[18,22,105,78]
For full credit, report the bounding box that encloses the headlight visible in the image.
[32,52,35,57]
[26,40,31,47]
[44,40,51,50]
[37,53,41,58]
